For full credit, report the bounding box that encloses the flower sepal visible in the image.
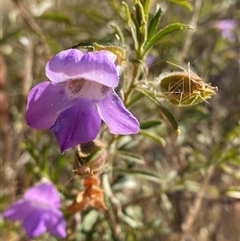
[93,42,126,68]
[73,141,107,177]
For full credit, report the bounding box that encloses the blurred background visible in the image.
[1,0,240,240]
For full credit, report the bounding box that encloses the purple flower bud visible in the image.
[145,54,155,67]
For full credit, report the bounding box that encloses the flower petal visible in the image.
[26,81,77,129]
[79,51,119,87]
[46,49,119,87]
[102,50,121,75]
[45,208,66,238]
[22,208,47,238]
[97,91,140,134]
[50,99,101,152]
[3,200,33,221]
[45,49,83,83]
[24,182,60,208]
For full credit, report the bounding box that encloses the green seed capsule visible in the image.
[158,71,218,106]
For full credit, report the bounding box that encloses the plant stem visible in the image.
[179,164,215,241]
[124,60,143,105]
[12,0,51,60]
[178,0,203,64]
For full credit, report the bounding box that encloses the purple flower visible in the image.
[215,19,236,42]
[26,49,139,152]
[3,181,66,239]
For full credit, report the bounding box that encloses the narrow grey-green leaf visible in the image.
[122,2,139,50]
[0,30,20,45]
[73,6,109,22]
[130,20,139,51]
[135,1,148,46]
[37,13,71,23]
[169,0,193,11]
[140,120,162,129]
[44,35,61,53]
[120,213,143,228]
[126,92,144,108]
[143,0,151,20]
[139,130,166,146]
[122,1,131,24]
[110,24,125,44]
[147,7,162,41]
[135,0,148,45]
[113,167,161,183]
[225,189,240,199]
[135,0,146,26]
[143,23,192,57]
[115,151,145,164]
[136,87,180,133]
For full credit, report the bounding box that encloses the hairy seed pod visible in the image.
[158,71,218,106]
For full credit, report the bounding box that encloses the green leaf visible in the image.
[126,92,144,108]
[225,188,240,199]
[37,13,71,23]
[139,130,166,146]
[122,2,139,50]
[143,23,192,57]
[110,24,125,44]
[220,164,240,179]
[136,87,180,133]
[134,0,148,45]
[122,1,131,24]
[81,210,99,232]
[120,213,143,228]
[147,7,162,41]
[115,151,145,164]
[113,167,161,183]
[73,6,109,22]
[44,35,62,53]
[135,0,146,26]
[143,0,151,21]
[220,145,240,164]
[0,30,20,45]
[169,0,193,11]
[140,120,162,129]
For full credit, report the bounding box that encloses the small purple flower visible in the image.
[26,49,139,152]
[215,19,236,42]
[3,181,66,239]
